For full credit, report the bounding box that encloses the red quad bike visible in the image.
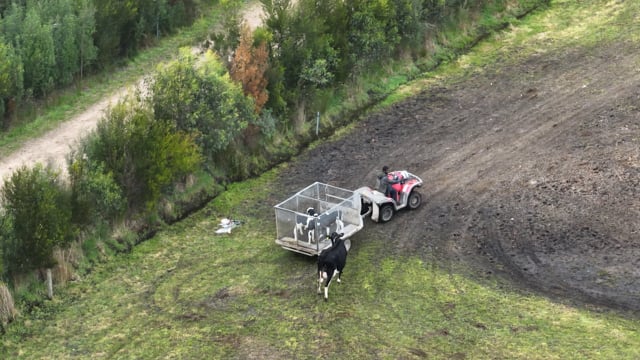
[355,170,423,223]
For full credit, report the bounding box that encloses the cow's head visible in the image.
[329,232,344,244]
[306,207,317,216]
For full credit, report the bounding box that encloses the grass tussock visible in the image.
[0,282,17,328]
[51,247,81,285]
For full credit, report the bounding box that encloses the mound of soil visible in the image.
[277,40,640,312]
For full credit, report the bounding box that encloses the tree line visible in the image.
[0,0,549,328]
[259,0,493,132]
[0,0,200,127]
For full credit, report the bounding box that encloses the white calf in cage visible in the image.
[318,210,345,240]
[294,207,318,243]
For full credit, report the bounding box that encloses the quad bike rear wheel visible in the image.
[408,190,422,210]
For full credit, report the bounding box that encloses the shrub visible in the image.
[230,24,269,113]
[0,164,73,276]
[68,153,126,226]
[83,97,202,212]
[148,49,257,167]
[67,153,126,226]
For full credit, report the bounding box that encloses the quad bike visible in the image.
[355,170,423,223]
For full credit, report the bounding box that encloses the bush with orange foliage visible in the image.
[230,24,269,114]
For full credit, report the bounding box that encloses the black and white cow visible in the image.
[317,232,350,301]
[294,207,318,243]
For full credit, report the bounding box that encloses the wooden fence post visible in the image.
[46,269,53,299]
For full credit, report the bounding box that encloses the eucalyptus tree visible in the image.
[75,0,97,80]
[259,0,293,118]
[93,0,139,64]
[0,37,23,123]
[344,0,400,72]
[260,0,343,130]
[21,5,55,97]
[0,1,24,48]
[39,0,80,87]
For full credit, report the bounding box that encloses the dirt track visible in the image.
[276,40,640,312]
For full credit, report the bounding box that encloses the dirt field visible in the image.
[276,39,640,312]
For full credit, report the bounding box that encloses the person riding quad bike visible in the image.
[377,165,403,201]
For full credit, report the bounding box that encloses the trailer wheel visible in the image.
[408,190,422,210]
[360,200,371,216]
[380,204,394,223]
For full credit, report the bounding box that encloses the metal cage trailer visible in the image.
[274,182,364,256]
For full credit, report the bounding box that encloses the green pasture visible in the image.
[2,169,639,359]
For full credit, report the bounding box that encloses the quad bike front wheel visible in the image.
[380,203,395,222]
[408,190,422,210]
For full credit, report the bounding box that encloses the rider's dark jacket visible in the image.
[377,171,401,195]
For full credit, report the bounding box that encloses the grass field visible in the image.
[2,168,640,359]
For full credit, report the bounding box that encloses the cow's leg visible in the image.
[323,269,335,301]
[305,217,316,243]
[335,269,341,283]
[294,223,302,241]
[317,271,323,294]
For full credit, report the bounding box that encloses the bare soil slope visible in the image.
[276,40,640,312]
